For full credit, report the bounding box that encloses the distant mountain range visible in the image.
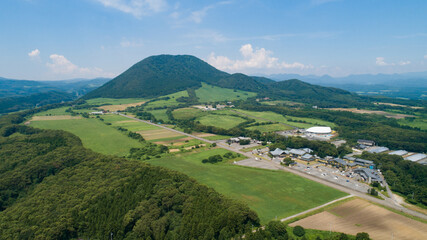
[0,77,111,98]
[84,55,368,107]
[0,77,111,114]
[265,72,427,100]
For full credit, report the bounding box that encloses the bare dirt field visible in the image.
[99,101,146,112]
[31,115,82,121]
[375,102,424,109]
[169,149,180,153]
[154,137,193,145]
[192,132,217,137]
[326,108,415,119]
[290,199,427,240]
[137,129,184,140]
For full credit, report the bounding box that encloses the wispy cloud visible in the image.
[28,49,40,58]
[120,38,144,47]
[46,54,115,78]
[95,0,167,18]
[394,33,427,39]
[424,54,427,59]
[376,57,410,66]
[208,44,312,73]
[171,1,232,25]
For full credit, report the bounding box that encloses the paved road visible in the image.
[280,195,354,222]
[118,113,427,221]
[230,109,298,129]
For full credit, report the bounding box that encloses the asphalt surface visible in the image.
[119,113,427,221]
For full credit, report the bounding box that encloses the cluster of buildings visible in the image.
[270,147,382,183]
[357,139,427,165]
[278,126,336,141]
[193,104,234,111]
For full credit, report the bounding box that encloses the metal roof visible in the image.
[367,146,389,154]
[270,148,285,156]
[388,150,408,156]
[404,153,427,162]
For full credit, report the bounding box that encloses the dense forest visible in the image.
[0,112,260,239]
[358,152,427,206]
[0,91,75,114]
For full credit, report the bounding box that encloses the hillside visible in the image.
[0,115,259,239]
[84,55,372,107]
[0,91,75,114]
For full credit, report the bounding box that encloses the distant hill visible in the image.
[0,77,111,98]
[84,55,371,107]
[0,91,75,114]
[267,72,427,100]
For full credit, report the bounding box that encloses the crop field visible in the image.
[137,128,184,141]
[290,199,427,240]
[195,83,257,102]
[85,97,146,105]
[29,118,142,156]
[246,123,294,132]
[99,101,146,112]
[149,148,347,223]
[172,107,206,120]
[234,109,336,128]
[197,114,247,129]
[102,114,160,131]
[144,90,188,109]
[33,106,72,116]
[326,108,415,119]
[31,115,82,121]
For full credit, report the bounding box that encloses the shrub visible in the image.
[356,232,370,240]
[293,225,305,237]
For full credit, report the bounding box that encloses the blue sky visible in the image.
[1,0,427,80]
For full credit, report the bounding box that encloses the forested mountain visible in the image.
[84,55,368,107]
[0,91,75,114]
[0,113,259,239]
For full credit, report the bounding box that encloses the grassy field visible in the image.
[195,83,257,102]
[148,109,169,122]
[30,118,142,156]
[33,106,72,116]
[197,114,246,129]
[234,109,336,128]
[173,107,206,120]
[398,118,427,131]
[102,115,160,132]
[148,148,347,223]
[246,123,294,132]
[85,97,146,105]
[145,91,188,109]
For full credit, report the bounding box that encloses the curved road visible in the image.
[119,113,427,221]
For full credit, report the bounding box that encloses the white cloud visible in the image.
[28,49,40,57]
[375,57,388,66]
[95,0,167,18]
[46,54,114,78]
[376,57,411,66]
[424,54,427,59]
[207,44,311,73]
[120,38,144,47]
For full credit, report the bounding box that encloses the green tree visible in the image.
[356,232,370,240]
[293,226,305,237]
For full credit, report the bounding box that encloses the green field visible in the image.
[34,106,72,116]
[398,118,427,131]
[204,134,232,141]
[173,107,206,120]
[197,114,246,129]
[148,148,347,223]
[30,118,143,156]
[102,114,161,132]
[234,109,336,128]
[247,123,294,132]
[148,109,169,122]
[145,91,189,109]
[85,97,146,105]
[195,83,257,102]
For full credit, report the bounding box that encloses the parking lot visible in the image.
[291,163,371,193]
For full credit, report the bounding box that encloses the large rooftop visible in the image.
[306,126,332,134]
